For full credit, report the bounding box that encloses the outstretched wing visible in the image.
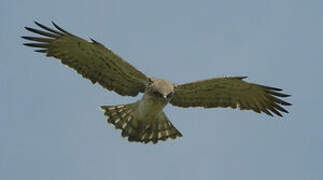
[170,76,291,117]
[22,21,149,96]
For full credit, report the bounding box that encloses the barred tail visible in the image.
[100,103,182,144]
[140,111,182,144]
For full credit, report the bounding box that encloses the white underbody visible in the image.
[135,93,168,122]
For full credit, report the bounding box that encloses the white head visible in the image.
[148,78,175,100]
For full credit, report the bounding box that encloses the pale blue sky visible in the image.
[1,0,322,179]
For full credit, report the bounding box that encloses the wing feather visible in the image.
[22,21,149,96]
[170,76,291,117]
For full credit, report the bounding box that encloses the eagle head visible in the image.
[148,78,175,100]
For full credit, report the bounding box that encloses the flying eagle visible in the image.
[22,21,291,144]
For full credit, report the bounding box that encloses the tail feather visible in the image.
[140,112,182,143]
[100,103,182,144]
[101,103,141,141]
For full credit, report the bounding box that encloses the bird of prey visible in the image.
[22,21,292,144]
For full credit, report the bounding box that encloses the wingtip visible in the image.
[34,49,47,53]
[50,21,73,36]
[51,21,60,30]
[51,21,57,26]
[260,85,283,91]
[273,109,283,117]
[281,93,291,97]
[284,102,292,106]
[34,20,45,28]
[24,26,32,31]
[277,110,290,118]
[21,36,33,40]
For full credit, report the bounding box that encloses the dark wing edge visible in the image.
[22,21,149,96]
[170,76,292,117]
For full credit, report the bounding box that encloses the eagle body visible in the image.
[137,91,168,120]
[23,21,291,144]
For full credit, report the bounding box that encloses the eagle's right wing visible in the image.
[170,76,291,117]
[22,21,149,96]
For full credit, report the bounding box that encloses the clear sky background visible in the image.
[1,0,322,179]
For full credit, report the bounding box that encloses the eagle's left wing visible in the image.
[170,76,291,117]
[22,21,149,96]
